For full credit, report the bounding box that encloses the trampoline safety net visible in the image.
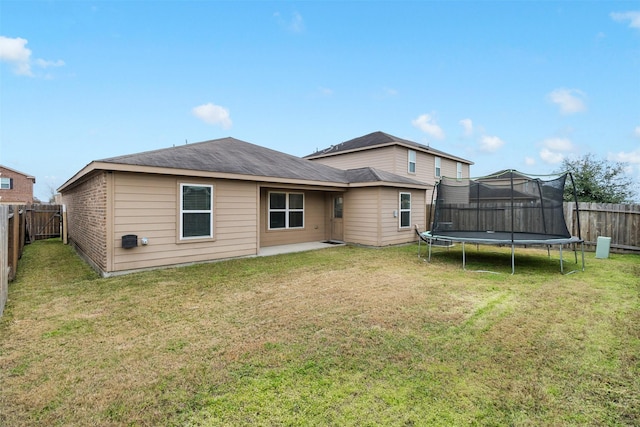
[431,170,571,239]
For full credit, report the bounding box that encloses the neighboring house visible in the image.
[474,170,561,202]
[58,136,431,276]
[304,131,473,201]
[0,165,36,204]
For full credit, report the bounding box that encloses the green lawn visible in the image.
[1,240,638,426]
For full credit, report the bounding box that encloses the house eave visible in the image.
[58,161,352,193]
[58,161,431,194]
[348,181,432,190]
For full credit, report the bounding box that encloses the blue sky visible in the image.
[1,1,639,201]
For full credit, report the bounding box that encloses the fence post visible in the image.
[62,204,68,244]
[8,206,20,281]
[1,205,8,317]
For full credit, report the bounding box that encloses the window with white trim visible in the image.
[435,157,441,178]
[0,177,12,189]
[457,162,462,179]
[180,184,213,239]
[399,192,411,228]
[269,192,304,229]
[408,150,416,174]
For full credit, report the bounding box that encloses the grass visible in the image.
[1,239,638,426]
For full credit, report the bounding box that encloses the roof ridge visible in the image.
[305,131,472,165]
[98,137,240,162]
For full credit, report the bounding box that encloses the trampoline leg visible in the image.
[511,244,515,275]
[428,239,432,262]
[581,242,585,272]
[559,245,564,274]
[462,242,466,271]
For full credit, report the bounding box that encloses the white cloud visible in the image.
[289,12,304,33]
[479,135,505,153]
[525,157,536,166]
[0,36,33,75]
[634,126,640,138]
[542,137,575,152]
[192,103,232,129]
[35,58,65,68]
[607,149,640,187]
[609,148,640,165]
[459,118,473,136]
[547,88,587,114]
[274,11,305,33]
[539,148,565,164]
[411,114,445,140]
[610,11,640,29]
[538,137,575,164]
[0,36,65,77]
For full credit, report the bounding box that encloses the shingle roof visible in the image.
[87,137,429,189]
[99,137,350,183]
[304,131,472,164]
[480,170,534,180]
[345,167,428,186]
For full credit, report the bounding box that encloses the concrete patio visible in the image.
[258,241,345,257]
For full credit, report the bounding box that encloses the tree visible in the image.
[556,154,637,203]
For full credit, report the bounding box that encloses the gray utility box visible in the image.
[595,236,611,259]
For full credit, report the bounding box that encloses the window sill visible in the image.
[177,236,216,244]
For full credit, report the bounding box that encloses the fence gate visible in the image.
[26,204,62,242]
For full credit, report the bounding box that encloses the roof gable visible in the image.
[0,165,36,181]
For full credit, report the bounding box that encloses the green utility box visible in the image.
[595,236,611,259]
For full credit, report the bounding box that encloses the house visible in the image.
[0,165,36,204]
[474,170,564,202]
[58,136,433,276]
[304,131,473,199]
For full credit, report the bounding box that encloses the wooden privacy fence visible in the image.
[26,204,63,242]
[565,202,640,253]
[1,204,62,317]
[1,205,26,317]
[1,205,8,317]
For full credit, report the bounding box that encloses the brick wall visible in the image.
[61,172,108,272]
[0,167,35,204]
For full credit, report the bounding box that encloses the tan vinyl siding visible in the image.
[405,151,468,183]
[343,187,381,246]
[309,146,397,172]
[312,145,470,186]
[260,188,327,247]
[440,158,463,180]
[380,188,425,246]
[111,173,258,273]
[344,187,425,247]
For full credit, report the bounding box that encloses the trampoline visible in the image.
[421,170,585,274]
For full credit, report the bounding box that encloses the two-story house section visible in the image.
[304,131,473,194]
[0,165,36,204]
